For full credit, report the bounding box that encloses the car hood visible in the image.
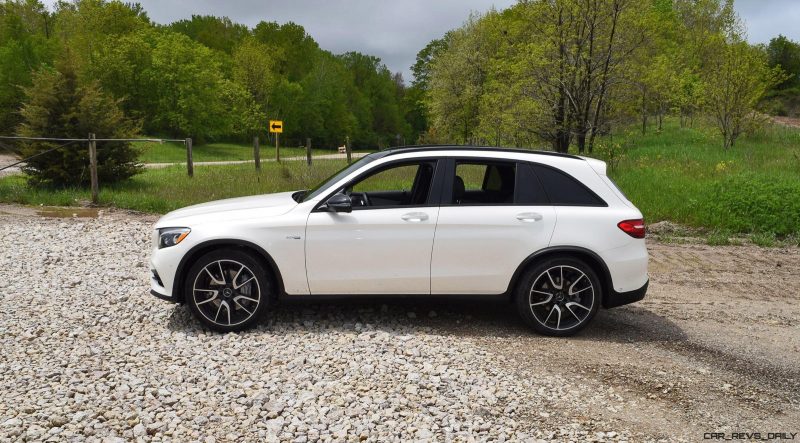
[155,191,299,227]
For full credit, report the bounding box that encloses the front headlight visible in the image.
[158,227,191,248]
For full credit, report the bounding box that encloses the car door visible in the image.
[430,159,557,294]
[305,159,442,295]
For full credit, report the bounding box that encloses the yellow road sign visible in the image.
[269,120,283,133]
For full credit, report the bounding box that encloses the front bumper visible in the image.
[604,279,648,308]
[150,267,179,303]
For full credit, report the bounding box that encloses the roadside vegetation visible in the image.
[604,119,800,244]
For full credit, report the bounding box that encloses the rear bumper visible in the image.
[604,279,648,308]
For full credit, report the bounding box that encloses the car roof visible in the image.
[374,145,582,160]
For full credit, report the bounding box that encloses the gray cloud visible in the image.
[735,0,800,43]
[40,0,800,81]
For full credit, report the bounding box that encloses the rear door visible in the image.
[430,160,556,294]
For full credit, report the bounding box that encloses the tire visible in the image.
[515,256,601,336]
[184,248,271,332]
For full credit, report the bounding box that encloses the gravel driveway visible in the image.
[1,207,798,442]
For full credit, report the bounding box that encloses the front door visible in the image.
[305,159,440,294]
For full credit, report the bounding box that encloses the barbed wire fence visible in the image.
[0,133,364,205]
[0,135,189,204]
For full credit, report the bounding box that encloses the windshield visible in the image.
[302,154,377,202]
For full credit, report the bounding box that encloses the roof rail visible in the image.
[381,145,582,160]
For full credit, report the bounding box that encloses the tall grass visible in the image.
[602,119,800,236]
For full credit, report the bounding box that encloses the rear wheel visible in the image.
[515,256,601,336]
[184,249,271,332]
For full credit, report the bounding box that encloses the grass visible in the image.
[0,160,349,213]
[598,119,800,238]
[135,140,369,164]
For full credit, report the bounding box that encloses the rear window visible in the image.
[531,164,606,206]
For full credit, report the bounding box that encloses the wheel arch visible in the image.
[172,239,285,303]
[507,246,613,307]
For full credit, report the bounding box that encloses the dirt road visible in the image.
[460,242,800,440]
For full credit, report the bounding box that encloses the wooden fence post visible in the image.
[186,138,193,177]
[89,133,98,205]
[254,136,261,171]
[306,137,312,166]
[275,132,280,163]
[345,135,352,164]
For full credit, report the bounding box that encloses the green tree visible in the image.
[17,63,140,186]
[0,0,56,133]
[703,40,784,149]
[427,15,491,144]
[766,35,800,90]
[147,31,233,140]
[169,15,249,54]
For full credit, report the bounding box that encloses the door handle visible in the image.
[401,212,429,222]
[516,212,543,222]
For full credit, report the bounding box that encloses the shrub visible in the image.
[17,64,141,186]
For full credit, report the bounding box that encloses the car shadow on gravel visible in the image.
[165,298,687,343]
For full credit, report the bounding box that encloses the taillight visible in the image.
[618,219,646,239]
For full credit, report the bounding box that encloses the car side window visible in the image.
[515,163,549,205]
[451,161,516,205]
[347,161,435,208]
[530,163,606,206]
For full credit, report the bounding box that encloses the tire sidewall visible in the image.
[184,248,271,332]
[515,256,602,337]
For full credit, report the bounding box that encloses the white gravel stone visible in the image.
[0,212,631,442]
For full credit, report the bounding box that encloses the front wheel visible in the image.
[515,256,601,336]
[184,249,271,332]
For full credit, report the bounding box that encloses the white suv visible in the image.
[150,147,648,336]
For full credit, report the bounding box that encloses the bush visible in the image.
[704,174,800,237]
[17,64,141,186]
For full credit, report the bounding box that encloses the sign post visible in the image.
[269,120,283,162]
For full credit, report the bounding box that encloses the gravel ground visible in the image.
[0,207,798,442]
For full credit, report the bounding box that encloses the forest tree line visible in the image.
[2,0,800,157]
[415,0,799,152]
[0,0,424,149]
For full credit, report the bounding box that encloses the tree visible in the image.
[703,40,784,149]
[232,37,277,134]
[427,14,492,144]
[0,0,56,133]
[766,35,800,90]
[17,63,140,186]
[169,15,249,54]
[147,31,234,141]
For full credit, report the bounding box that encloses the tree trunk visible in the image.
[576,130,587,154]
[641,90,648,135]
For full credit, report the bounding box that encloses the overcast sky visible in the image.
[41,0,800,83]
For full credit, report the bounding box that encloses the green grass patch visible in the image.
[0,160,349,213]
[600,119,800,238]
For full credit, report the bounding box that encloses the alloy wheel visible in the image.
[192,259,261,327]
[528,265,595,331]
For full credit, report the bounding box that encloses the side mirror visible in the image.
[325,193,352,213]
